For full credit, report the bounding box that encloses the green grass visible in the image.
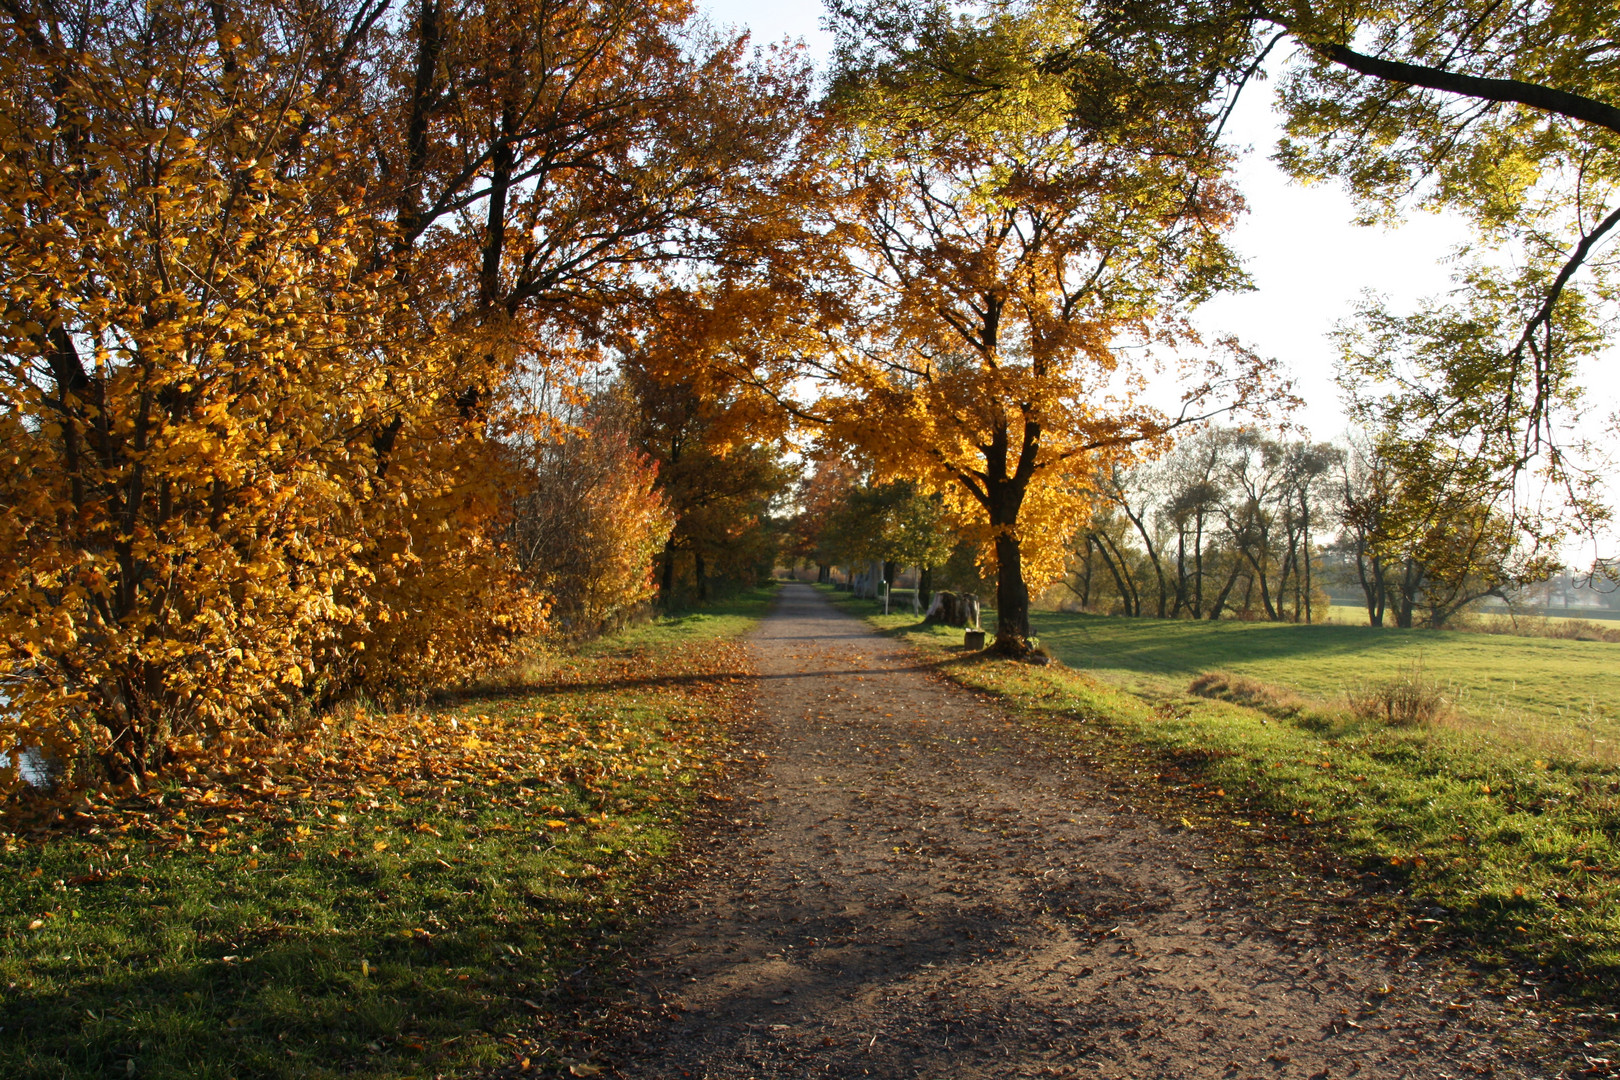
[1024,609,1620,763]
[825,588,1620,991]
[1319,599,1620,628]
[0,586,774,1080]
[578,589,778,655]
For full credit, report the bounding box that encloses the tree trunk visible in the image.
[918,565,934,611]
[817,562,831,584]
[1246,547,1278,620]
[660,538,677,607]
[1193,513,1206,618]
[1093,531,1138,616]
[1276,536,1297,622]
[1121,502,1169,617]
[1354,541,1385,626]
[1302,499,1314,624]
[1172,526,1189,618]
[1392,559,1419,628]
[993,531,1031,647]
[1207,559,1243,620]
[1078,541,1093,608]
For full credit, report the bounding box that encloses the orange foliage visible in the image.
[0,0,804,786]
[805,81,1287,647]
[510,420,673,637]
[0,4,527,779]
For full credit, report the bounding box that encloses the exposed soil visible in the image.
[598,584,1596,1079]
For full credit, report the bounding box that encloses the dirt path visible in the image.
[604,584,1562,1079]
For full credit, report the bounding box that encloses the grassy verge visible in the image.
[822,587,1620,994]
[0,587,774,1080]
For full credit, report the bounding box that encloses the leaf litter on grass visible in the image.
[0,632,764,1080]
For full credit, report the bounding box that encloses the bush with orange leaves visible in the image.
[507,413,673,640]
[0,2,543,786]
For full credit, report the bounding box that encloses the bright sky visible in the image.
[698,0,1619,456]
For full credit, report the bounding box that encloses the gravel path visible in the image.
[606,584,1565,1079]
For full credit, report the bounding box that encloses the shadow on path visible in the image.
[599,583,1557,1080]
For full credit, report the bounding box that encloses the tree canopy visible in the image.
[832,0,1620,529]
[803,1,1286,651]
[4,0,1616,793]
[0,0,808,783]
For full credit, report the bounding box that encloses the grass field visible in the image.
[1318,599,1620,627]
[1023,609,1620,764]
[0,588,773,1080]
[825,587,1620,989]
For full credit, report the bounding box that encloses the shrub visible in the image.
[1470,615,1620,644]
[509,427,674,640]
[0,7,546,787]
[1345,666,1453,727]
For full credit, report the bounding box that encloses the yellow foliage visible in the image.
[0,0,544,783]
[811,59,1284,646]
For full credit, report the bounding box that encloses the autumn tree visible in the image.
[834,0,1620,510]
[1196,431,1326,622]
[0,0,817,786]
[1090,463,1176,618]
[597,365,793,607]
[1070,428,1339,621]
[344,1,815,665]
[787,454,863,582]
[1075,507,1152,617]
[308,0,811,696]
[1333,413,1564,629]
[0,0,534,781]
[1264,0,1620,473]
[504,375,673,637]
[1334,438,1397,626]
[1160,428,1234,618]
[818,480,956,599]
[369,0,815,399]
[812,5,1282,652]
[926,1,1620,495]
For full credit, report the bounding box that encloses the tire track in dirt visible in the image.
[608,583,1558,1079]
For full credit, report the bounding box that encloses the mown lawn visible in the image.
[1023,608,1620,762]
[828,589,1620,991]
[0,587,773,1080]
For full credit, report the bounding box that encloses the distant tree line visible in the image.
[1067,427,1562,629]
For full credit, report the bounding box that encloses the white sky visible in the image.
[699,0,1619,459]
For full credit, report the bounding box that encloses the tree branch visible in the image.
[1313,40,1620,137]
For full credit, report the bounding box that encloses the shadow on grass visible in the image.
[1,835,643,1080]
[1035,614,1450,681]
[435,668,759,704]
